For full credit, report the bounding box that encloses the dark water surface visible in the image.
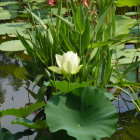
[0,51,140,140]
[0,52,37,139]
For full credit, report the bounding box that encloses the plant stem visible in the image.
[115,86,140,113]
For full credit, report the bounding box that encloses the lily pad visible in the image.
[115,0,140,7]
[0,1,19,10]
[0,10,18,20]
[0,22,31,35]
[115,15,137,35]
[0,1,18,7]
[112,44,140,65]
[0,102,45,118]
[45,87,118,140]
[131,25,140,35]
[0,40,25,51]
[12,118,48,129]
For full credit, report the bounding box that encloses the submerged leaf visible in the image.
[14,67,27,80]
[123,120,140,140]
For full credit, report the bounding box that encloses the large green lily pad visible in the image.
[112,44,140,65]
[45,87,118,140]
[115,15,137,35]
[0,1,19,10]
[0,40,25,51]
[0,10,18,20]
[115,0,140,7]
[12,118,48,129]
[0,22,31,35]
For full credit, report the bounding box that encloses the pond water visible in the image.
[0,52,37,139]
[0,51,140,140]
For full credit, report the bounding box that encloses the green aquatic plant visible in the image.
[45,87,118,140]
[0,0,140,139]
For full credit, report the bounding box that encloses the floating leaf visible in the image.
[0,102,45,118]
[112,44,140,65]
[0,1,19,10]
[0,40,25,51]
[115,0,140,7]
[0,1,18,7]
[12,118,47,129]
[0,22,31,35]
[45,87,118,140]
[115,15,137,35]
[125,12,138,16]
[0,10,18,20]
[131,25,140,35]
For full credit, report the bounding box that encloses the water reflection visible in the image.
[0,52,36,139]
[0,52,23,103]
[0,86,5,104]
[103,110,140,140]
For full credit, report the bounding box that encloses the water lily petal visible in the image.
[48,66,62,74]
[67,61,73,73]
[71,65,83,74]
[55,54,63,68]
[62,51,70,63]
[72,53,80,67]
[64,52,80,67]
[63,60,69,73]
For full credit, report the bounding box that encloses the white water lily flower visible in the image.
[48,51,83,75]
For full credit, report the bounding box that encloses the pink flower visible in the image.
[81,0,88,7]
[83,0,88,7]
[48,0,55,6]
